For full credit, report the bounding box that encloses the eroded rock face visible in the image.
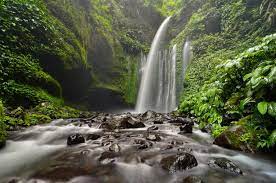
[67,134,85,146]
[161,153,198,173]
[208,157,243,175]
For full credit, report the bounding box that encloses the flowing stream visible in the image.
[0,114,276,183]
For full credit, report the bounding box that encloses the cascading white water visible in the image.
[179,40,192,93]
[136,17,177,113]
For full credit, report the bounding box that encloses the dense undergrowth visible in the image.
[175,0,276,151]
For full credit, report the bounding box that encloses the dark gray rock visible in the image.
[134,139,153,150]
[86,134,101,141]
[67,134,85,146]
[161,153,198,173]
[179,123,193,134]
[208,157,243,175]
[118,117,145,129]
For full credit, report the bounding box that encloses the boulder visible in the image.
[67,134,85,146]
[208,157,243,175]
[213,125,255,153]
[179,123,193,134]
[160,153,198,173]
[183,176,204,183]
[86,134,101,141]
[118,117,145,129]
[141,110,158,120]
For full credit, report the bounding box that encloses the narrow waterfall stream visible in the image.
[0,113,276,183]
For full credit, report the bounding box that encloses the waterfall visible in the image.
[136,17,178,113]
[180,40,192,94]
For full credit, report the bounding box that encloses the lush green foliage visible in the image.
[144,0,183,16]
[179,34,276,149]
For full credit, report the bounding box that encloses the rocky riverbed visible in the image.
[0,111,276,183]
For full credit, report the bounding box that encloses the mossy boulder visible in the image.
[214,125,256,153]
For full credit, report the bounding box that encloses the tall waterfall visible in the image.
[136,17,177,113]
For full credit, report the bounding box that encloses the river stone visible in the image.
[146,133,161,141]
[99,151,118,162]
[208,157,243,175]
[67,134,85,146]
[86,134,101,141]
[183,176,204,183]
[118,117,145,129]
[161,153,198,173]
[134,139,153,149]
[179,123,193,133]
[109,143,121,152]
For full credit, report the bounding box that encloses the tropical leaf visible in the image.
[257,101,268,115]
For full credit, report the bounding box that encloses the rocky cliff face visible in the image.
[0,0,163,111]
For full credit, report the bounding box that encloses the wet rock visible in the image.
[109,143,121,153]
[161,153,198,173]
[179,123,193,134]
[99,151,118,162]
[183,176,204,183]
[146,133,161,141]
[168,117,194,125]
[147,126,159,131]
[153,120,164,124]
[141,110,158,120]
[99,122,116,130]
[208,157,243,175]
[118,117,145,129]
[134,139,153,149]
[86,134,101,141]
[213,125,255,153]
[67,134,85,146]
[200,124,212,134]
